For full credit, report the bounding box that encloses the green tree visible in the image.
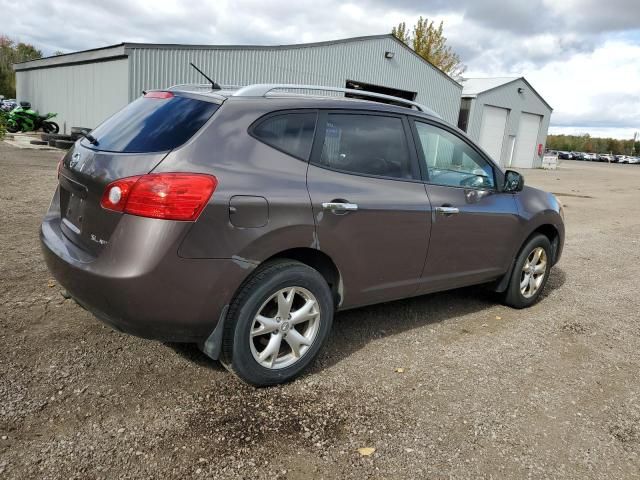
[0,36,42,97]
[391,22,411,45]
[392,17,466,78]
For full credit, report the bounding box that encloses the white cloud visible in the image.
[1,0,639,137]
[523,40,640,134]
[549,126,639,140]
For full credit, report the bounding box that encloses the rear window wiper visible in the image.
[80,130,99,146]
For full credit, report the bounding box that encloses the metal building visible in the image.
[458,77,552,168]
[14,34,462,133]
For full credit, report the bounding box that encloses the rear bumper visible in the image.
[41,211,254,343]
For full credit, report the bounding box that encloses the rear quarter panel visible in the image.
[155,99,316,263]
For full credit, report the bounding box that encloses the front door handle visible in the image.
[435,206,460,215]
[322,202,359,214]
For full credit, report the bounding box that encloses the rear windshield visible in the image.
[83,94,219,153]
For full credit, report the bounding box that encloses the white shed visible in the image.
[458,77,553,169]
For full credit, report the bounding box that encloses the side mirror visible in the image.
[504,170,524,193]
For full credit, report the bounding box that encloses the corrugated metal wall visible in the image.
[15,59,129,132]
[465,78,552,168]
[127,37,462,124]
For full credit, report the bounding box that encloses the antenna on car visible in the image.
[189,63,221,90]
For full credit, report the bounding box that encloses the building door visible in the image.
[345,80,417,107]
[512,113,542,168]
[506,135,516,167]
[478,105,509,165]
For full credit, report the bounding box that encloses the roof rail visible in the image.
[166,83,242,91]
[232,83,440,117]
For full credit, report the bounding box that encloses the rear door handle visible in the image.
[322,202,359,213]
[435,206,460,215]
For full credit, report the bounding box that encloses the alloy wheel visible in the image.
[520,247,547,298]
[249,287,321,369]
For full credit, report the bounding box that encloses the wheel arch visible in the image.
[263,247,343,308]
[528,223,561,265]
[495,222,561,293]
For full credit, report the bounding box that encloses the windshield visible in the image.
[83,94,219,153]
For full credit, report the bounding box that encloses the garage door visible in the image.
[512,113,542,168]
[478,105,508,165]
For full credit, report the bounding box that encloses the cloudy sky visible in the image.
[2,0,639,139]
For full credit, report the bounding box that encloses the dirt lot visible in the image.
[1,143,640,479]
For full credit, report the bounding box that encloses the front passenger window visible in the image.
[414,121,495,189]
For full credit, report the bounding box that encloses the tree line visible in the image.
[547,134,639,155]
[0,36,42,98]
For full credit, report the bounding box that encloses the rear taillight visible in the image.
[100,176,140,213]
[100,173,217,221]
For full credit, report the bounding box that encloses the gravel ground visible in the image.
[1,143,640,479]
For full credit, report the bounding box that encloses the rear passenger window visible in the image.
[252,113,317,160]
[316,114,414,180]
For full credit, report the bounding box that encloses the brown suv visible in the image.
[41,84,564,386]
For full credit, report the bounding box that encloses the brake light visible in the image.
[100,173,217,221]
[144,91,174,99]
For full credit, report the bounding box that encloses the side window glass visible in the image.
[317,114,414,180]
[414,121,495,189]
[252,112,317,160]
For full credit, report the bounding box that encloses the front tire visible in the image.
[221,260,334,386]
[502,234,552,309]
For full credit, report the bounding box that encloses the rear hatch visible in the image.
[58,91,220,255]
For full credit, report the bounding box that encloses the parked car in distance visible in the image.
[583,153,597,161]
[599,154,614,162]
[571,152,585,160]
[558,151,572,160]
[617,155,640,164]
[41,83,565,386]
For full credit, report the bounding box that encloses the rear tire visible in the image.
[70,126,91,135]
[42,122,59,134]
[42,122,60,133]
[50,134,72,141]
[55,140,75,150]
[221,260,334,386]
[502,234,552,309]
